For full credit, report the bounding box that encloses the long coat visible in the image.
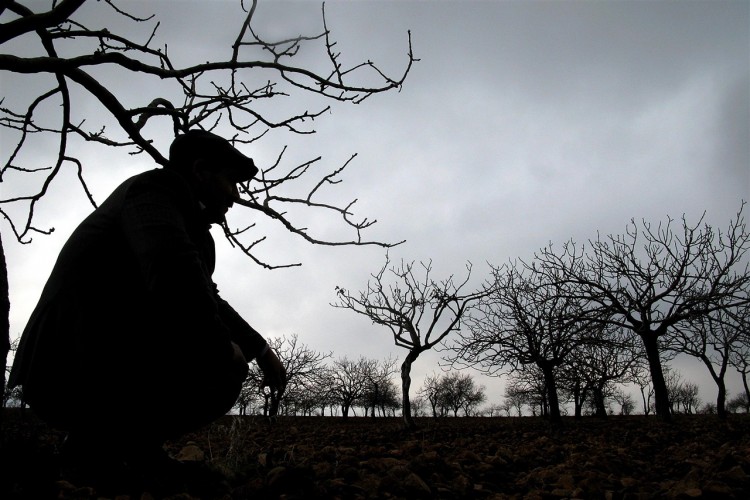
[9,168,266,430]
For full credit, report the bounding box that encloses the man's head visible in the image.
[168,130,258,223]
[169,130,258,181]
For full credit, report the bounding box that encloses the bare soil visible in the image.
[1,409,749,499]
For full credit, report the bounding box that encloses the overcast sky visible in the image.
[3,0,749,410]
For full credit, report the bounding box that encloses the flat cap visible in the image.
[168,130,258,181]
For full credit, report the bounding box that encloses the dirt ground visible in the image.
[1,409,749,499]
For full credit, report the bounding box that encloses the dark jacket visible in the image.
[9,168,266,418]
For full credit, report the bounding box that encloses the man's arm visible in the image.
[216,296,287,392]
[214,296,267,360]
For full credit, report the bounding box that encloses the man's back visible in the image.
[9,168,224,416]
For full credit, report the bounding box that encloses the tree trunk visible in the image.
[0,233,10,413]
[641,333,671,422]
[429,400,438,418]
[715,375,728,419]
[741,371,750,408]
[539,363,562,423]
[262,393,272,417]
[592,385,607,417]
[370,382,378,419]
[572,384,583,418]
[699,353,728,419]
[400,350,420,430]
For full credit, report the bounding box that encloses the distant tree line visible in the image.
[224,333,489,419]
[5,330,750,419]
[336,204,750,425]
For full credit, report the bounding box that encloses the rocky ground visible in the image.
[1,409,749,499]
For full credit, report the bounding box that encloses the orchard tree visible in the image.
[360,356,398,417]
[503,368,550,417]
[361,377,399,417]
[730,334,750,409]
[448,261,602,423]
[663,368,701,415]
[417,371,485,417]
[669,302,749,418]
[563,325,640,417]
[630,362,655,416]
[330,355,374,418]
[502,387,528,417]
[303,366,338,416]
[245,333,332,415]
[234,380,262,416]
[533,205,750,421]
[334,254,491,429]
[409,395,427,418]
[437,371,486,417]
[727,393,749,413]
[0,1,415,403]
[557,357,590,418]
[419,372,446,418]
[610,387,637,415]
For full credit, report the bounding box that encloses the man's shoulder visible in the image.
[120,168,193,197]
[101,168,195,213]
[128,167,186,187]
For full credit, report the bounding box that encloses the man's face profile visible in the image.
[194,161,242,223]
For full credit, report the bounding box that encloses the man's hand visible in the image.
[257,347,287,396]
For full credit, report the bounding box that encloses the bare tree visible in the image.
[234,379,262,416]
[630,362,654,416]
[409,395,427,418]
[729,334,750,410]
[330,356,374,418]
[676,383,702,415]
[333,254,490,429]
[362,377,400,417]
[311,368,340,416]
[727,393,749,413]
[498,399,515,417]
[664,368,701,415]
[442,371,486,417]
[483,404,504,417]
[418,372,445,418]
[418,371,485,417]
[503,369,549,417]
[564,325,640,417]
[533,205,750,421]
[610,387,636,415]
[669,303,749,418]
[557,358,591,419]
[447,261,601,423]
[360,356,398,417]
[245,333,332,416]
[1,0,415,390]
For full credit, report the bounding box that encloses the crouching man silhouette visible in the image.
[8,130,286,490]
